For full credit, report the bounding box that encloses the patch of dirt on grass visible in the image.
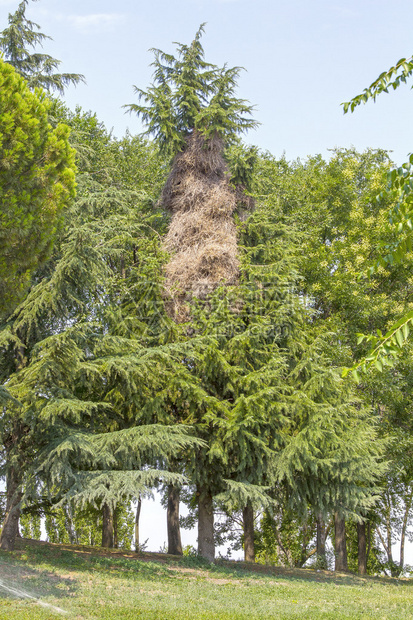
[0,561,34,581]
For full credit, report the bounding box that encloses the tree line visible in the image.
[1,1,413,577]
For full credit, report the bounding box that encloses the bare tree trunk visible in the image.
[102,503,114,548]
[296,520,311,568]
[367,521,371,560]
[167,485,182,555]
[386,507,393,568]
[316,513,328,569]
[357,521,367,575]
[0,464,23,551]
[113,506,119,549]
[135,496,142,551]
[400,488,413,570]
[270,511,293,566]
[334,514,348,572]
[63,504,76,545]
[197,487,214,562]
[242,501,255,562]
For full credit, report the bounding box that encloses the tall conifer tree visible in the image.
[0,0,84,93]
[0,104,199,550]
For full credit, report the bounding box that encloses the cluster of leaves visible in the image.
[342,56,413,113]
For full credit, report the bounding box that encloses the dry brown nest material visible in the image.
[162,131,241,320]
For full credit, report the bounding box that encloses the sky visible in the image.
[1,0,413,164]
[1,0,413,561]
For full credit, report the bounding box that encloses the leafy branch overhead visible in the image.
[342,56,413,113]
[124,24,259,157]
[342,55,413,378]
[342,312,413,382]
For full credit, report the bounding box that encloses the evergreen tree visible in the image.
[125,26,262,560]
[125,28,387,564]
[125,23,257,159]
[0,57,76,318]
[0,0,85,93]
[277,147,411,574]
[0,104,199,551]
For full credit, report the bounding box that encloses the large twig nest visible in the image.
[162,131,240,320]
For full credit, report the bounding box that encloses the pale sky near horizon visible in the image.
[1,0,413,164]
[1,0,413,562]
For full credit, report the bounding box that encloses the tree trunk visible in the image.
[400,487,413,570]
[0,464,23,551]
[242,501,255,562]
[63,505,76,545]
[197,487,214,562]
[334,513,348,572]
[316,513,328,569]
[102,503,114,548]
[167,485,182,555]
[113,506,119,549]
[135,496,142,551]
[357,521,367,575]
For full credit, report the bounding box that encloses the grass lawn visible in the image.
[0,539,412,619]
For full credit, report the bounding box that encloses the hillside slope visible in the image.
[0,539,412,619]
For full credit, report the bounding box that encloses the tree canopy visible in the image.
[1,16,412,575]
[342,55,413,377]
[0,58,76,318]
[125,24,258,157]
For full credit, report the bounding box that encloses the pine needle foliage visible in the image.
[0,57,76,318]
[277,334,387,520]
[214,152,387,521]
[0,0,85,94]
[36,425,204,508]
[125,25,258,158]
[0,105,179,540]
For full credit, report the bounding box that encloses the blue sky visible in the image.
[1,0,413,163]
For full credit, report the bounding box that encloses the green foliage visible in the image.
[44,501,134,548]
[255,507,317,568]
[125,25,258,157]
[0,32,396,566]
[275,335,386,520]
[39,426,202,507]
[20,510,41,540]
[225,142,258,191]
[345,313,413,381]
[342,56,413,113]
[0,0,85,93]
[342,54,413,375]
[0,58,76,317]
[0,103,209,533]
[273,146,413,572]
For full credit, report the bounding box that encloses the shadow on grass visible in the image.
[5,542,180,583]
[0,551,78,603]
[6,538,413,591]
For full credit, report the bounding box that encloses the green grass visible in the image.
[0,540,412,619]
